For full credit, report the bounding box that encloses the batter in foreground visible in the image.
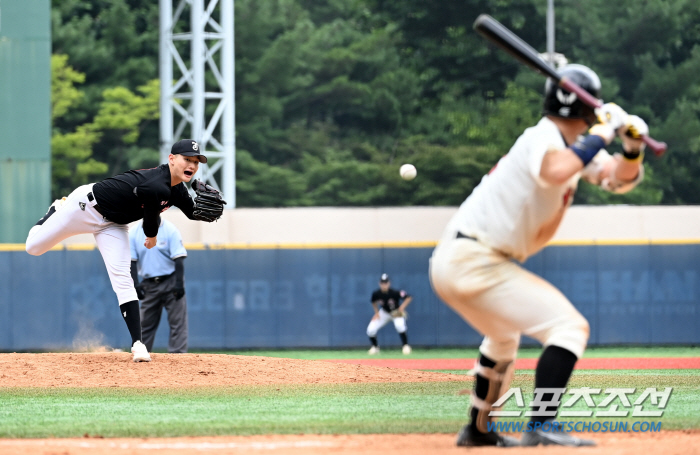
[429,64,648,447]
[26,139,226,362]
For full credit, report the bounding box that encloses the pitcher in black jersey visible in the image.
[26,139,218,362]
[366,273,413,355]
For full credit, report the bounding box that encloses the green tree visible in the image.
[50,53,161,196]
[51,0,160,174]
[552,0,700,204]
[49,0,700,206]
[51,54,105,197]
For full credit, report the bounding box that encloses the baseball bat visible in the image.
[473,14,667,156]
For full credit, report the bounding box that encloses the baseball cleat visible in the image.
[131,341,151,362]
[402,344,412,355]
[455,424,520,447]
[520,428,596,447]
[368,346,380,355]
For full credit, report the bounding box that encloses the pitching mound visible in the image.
[0,352,466,387]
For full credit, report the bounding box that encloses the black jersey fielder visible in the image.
[25,139,225,362]
[366,274,413,355]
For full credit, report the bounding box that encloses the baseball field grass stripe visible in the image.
[0,383,471,438]
[0,372,697,438]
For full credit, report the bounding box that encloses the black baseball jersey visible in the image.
[371,288,410,313]
[92,164,196,237]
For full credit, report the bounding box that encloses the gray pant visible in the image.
[139,273,188,353]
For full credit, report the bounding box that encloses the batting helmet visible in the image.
[543,64,601,126]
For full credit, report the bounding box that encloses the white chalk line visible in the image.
[0,439,338,450]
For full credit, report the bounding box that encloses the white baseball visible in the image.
[400,164,417,180]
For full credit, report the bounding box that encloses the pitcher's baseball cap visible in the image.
[171,139,208,163]
[380,273,390,283]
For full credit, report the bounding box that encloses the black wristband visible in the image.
[622,149,642,160]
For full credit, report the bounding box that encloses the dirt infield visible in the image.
[0,353,698,455]
[1,432,699,455]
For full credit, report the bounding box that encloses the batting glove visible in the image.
[596,102,629,131]
[621,114,649,158]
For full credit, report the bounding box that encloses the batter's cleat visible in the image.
[131,341,151,362]
[402,344,412,355]
[456,424,520,447]
[520,428,596,447]
[368,346,380,355]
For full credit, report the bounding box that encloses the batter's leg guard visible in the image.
[468,355,515,434]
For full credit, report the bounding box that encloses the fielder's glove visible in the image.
[390,309,407,319]
[191,179,227,222]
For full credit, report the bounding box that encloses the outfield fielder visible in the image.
[366,274,413,355]
[26,139,225,362]
[429,64,648,447]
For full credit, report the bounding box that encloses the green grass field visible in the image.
[0,347,697,438]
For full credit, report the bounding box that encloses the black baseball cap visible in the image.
[380,273,390,283]
[171,139,208,163]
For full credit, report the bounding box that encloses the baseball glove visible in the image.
[390,309,407,319]
[191,179,227,222]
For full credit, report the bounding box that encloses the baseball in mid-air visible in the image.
[400,164,417,180]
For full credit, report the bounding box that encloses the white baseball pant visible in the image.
[429,236,589,362]
[366,308,407,337]
[26,184,138,304]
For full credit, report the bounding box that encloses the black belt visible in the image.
[456,231,511,258]
[144,273,173,284]
[456,232,477,241]
[87,192,106,217]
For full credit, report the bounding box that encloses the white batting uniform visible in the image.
[26,184,137,304]
[429,116,643,362]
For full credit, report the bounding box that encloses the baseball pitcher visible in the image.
[26,139,226,362]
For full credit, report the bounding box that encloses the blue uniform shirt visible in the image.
[130,219,187,278]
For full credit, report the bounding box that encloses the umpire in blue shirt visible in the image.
[129,218,188,353]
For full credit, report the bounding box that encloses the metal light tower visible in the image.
[159,0,236,206]
[543,0,567,69]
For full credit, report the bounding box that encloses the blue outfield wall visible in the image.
[0,243,698,351]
